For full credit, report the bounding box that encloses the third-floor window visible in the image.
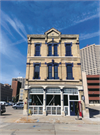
[48,43,58,56]
[54,44,58,56]
[35,44,41,56]
[48,44,52,56]
[65,43,72,56]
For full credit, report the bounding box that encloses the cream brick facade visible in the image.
[23,28,83,116]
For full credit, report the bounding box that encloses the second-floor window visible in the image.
[48,65,52,79]
[47,63,59,79]
[65,43,72,56]
[35,44,40,56]
[66,63,74,79]
[34,64,40,79]
[54,65,58,79]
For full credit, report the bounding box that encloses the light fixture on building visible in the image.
[81,95,85,101]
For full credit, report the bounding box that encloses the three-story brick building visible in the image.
[23,28,83,116]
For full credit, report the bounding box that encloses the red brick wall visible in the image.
[87,75,100,102]
[12,81,18,97]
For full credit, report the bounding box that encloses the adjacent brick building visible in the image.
[23,28,84,116]
[87,75,100,104]
[11,77,25,102]
[82,72,100,106]
[80,44,100,106]
[12,77,25,88]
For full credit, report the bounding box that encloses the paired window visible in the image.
[65,43,72,56]
[34,64,40,79]
[35,44,41,56]
[66,63,74,79]
[48,64,58,79]
[48,44,58,56]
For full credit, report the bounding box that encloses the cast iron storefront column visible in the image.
[61,89,65,116]
[43,89,46,115]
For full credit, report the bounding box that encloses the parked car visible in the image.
[5,102,9,106]
[9,102,14,106]
[12,102,23,109]
[0,101,6,105]
[5,102,12,106]
[0,104,6,114]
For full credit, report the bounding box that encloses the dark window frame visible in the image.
[54,64,58,79]
[65,43,72,56]
[48,64,52,79]
[48,44,52,56]
[66,63,74,80]
[54,44,58,56]
[34,43,41,56]
[33,63,41,79]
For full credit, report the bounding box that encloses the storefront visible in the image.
[29,87,43,115]
[28,87,81,116]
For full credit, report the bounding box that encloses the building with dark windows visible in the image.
[0,83,13,102]
[87,75,100,104]
[80,44,100,75]
[12,77,25,88]
[23,28,84,116]
[82,72,100,106]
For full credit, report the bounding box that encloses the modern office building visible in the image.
[11,77,25,102]
[80,44,100,75]
[23,28,84,116]
[0,83,13,102]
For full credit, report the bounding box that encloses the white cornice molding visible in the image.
[27,56,80,59]
[28,84,82,88]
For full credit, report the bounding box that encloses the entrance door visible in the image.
[70,101,79,116]
[70,101,75,116]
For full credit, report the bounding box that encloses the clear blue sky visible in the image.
[0,0,100,85]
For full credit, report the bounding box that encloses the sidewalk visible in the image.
[0,106,100,124]
[15,115,100,124]
[1,114,100,124]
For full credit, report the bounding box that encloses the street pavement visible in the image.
[0,123,100,135]
[0,106,100,135]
